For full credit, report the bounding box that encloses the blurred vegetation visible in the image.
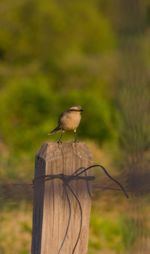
[0,0,121,181]
[0,0,150,253]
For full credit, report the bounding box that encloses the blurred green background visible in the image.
[0,0,150,253]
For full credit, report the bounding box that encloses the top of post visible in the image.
[36,142,93,162]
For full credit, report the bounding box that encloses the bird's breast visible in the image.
[60,112,81,130]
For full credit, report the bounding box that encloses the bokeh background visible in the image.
[0,0,150,253]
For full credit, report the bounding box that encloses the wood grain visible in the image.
[31,142,93,254]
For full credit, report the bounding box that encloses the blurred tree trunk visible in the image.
[114,0,150,253]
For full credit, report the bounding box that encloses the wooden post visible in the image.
[31,142,93,254]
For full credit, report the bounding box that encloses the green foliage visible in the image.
[0,77,53,151]
[120,215,146,250]
[0,0,118,166]
[0,1,149,254]
[89,209,146,254]
[0,77,117,154]
[0,0,115,64]
[59,90,117,142]
[89,210,124,253]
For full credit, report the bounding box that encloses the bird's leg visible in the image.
[57,131,63,143]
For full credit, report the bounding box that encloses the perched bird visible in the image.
[48,105,83,142]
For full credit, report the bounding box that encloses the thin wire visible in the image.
[71,144,94,164]
[71,165,92,197]
[72,167,85,176]
[32,173,94,254]
[67,184,83,254]
[58,184,71,254]
[94,186,125,191]
[32,163,128,254]
[73,164,129,198]
[84,170,92,198]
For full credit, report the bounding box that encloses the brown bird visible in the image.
[48,105,83,142]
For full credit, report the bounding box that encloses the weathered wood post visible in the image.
[31,142,93,254]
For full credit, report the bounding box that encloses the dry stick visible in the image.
[73,164,129,198]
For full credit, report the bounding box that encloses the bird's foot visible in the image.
[57,140,63,144]
[73,139,79,143]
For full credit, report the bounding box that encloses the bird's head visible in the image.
[68,105,83,113]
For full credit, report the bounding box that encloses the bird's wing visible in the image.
[58,110,67,127]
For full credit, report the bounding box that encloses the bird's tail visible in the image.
[48,126,61,135]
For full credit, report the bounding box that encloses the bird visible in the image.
[48,105,83,142]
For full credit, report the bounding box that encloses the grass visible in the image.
[89,196,127,254]
[0,142,150,254]
[1,191,150,254]
[0,202,32,254]
[0,196,129,254]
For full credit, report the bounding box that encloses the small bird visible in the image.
[48,105,83,142]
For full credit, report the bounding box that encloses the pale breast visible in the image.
[60,111,81,130]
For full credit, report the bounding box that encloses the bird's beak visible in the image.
[80,109,84,112]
